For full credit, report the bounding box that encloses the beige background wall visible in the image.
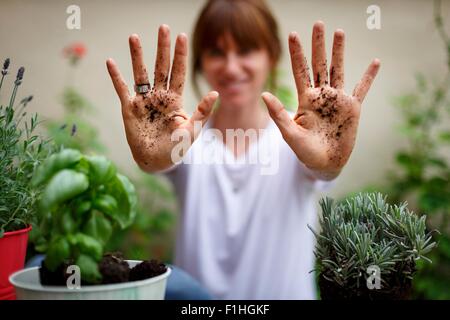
[1,0,449,198]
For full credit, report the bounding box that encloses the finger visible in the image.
[169,33,187,95]
[330,29,345,89]
[106,58,130,105]
[261,92,303,141]
[154,24,171,90]
[311,21,328,87]
[189,91,219,127]
[129,34,150,86]
[352,59,381,103]
[289,32,312,98]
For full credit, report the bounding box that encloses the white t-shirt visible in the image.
[164,117,332,300]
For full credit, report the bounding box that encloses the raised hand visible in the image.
[107,25,218,172]
[262,21,380,180]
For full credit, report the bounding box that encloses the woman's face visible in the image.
[201,33,272,110]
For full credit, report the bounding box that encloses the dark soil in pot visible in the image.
[318,273,413,300]
[39,260,74,286]
[39,252,167,286]
[98,252,130,284]
[129,259,167,281]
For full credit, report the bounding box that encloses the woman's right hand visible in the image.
[107,25,218,172]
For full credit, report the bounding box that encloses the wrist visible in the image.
[303,165,341,181]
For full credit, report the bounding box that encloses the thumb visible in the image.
[262,92,298,140]
[190,91,219,125]
[186,91,219,139]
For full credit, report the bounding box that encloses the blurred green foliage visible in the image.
[355,0,450,299]
[272,69,297,112]
[45,88,105,154]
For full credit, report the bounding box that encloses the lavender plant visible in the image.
[0,59,55,237]
[310,193,436,297]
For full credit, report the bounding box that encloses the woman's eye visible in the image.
[208,48,224,57]
[238,47,253,56]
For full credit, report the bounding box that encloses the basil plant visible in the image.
[32,148,137,283]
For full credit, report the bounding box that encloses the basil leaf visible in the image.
[86,155,116,186]
[71,233,102,261]
[74,200,92,218]
[92,194,118,219]
[60,207,76,234]
[104,174,137,229]
[44,237,71,271]
[76,254,101,284]
[40,169,89,213]
[32,149,82,187]
[82,211,112,246]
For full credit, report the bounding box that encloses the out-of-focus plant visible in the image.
[39,42,176,262]
[45,42,105,153]
[359,0,450,299]
[271,69,297,112]
[63,42,87,66]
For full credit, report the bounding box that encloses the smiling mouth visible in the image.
[219,80,249,92]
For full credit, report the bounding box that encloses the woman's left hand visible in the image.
[262,21,380,180]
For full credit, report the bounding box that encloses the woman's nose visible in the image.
[223,53,241,75]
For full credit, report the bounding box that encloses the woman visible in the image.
[106,0,379,299]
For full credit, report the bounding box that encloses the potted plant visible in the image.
[310,192,437,300]
[9,148,171,300]
[0,59,54,300]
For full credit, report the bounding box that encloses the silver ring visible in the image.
[134,83,151,94]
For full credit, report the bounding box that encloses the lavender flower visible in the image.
[9,66,26,107]
[1,58,10,76]
[0,58,10,90]
[20,95,33,106]
[15,67,25,85]
[71,124,77,136]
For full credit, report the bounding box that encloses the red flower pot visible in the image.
[0,226,32,300]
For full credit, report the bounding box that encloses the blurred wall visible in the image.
[1,0,449,198]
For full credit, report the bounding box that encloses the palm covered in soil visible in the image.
[262,21,380,180]
[107,25,218,172]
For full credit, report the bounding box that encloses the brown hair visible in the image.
[192,0,282,98]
